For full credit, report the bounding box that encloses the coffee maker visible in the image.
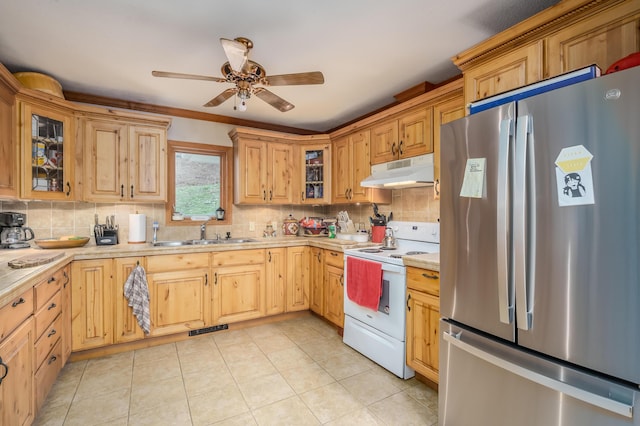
[0,212,35,249]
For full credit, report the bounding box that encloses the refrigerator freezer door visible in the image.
[440,103,515,342]
[516,66,640,384]
[440,320,640,426]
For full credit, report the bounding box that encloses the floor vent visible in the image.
[188,324,229,336]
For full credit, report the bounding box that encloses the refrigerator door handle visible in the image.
[443,331,634,418]
[497,118,514,324]
[514,114,533,330]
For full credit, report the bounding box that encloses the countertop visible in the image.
[402,252,440,271]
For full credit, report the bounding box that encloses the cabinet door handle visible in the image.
[301,191,305,202]
[130,185,134,198]
[48,302,57,310]
[63,271,69,288]
[48,355,57,365]
[48,276,56,284]
[422,273,439,280]
[120,184,124,197]
[0,357,8,385]
[65,182,71,196]
[349,188,353,199]
[214,272,218,285]
[391,142,396,156]
[407,294,411,311]
[340,274,344,286]
[344,189,349,199]
[263,190,266,201]
[399,140,404,155]
[317,253,322,262]
[11,297,25,308]
[47,329,57,338]
[205,273,208,286]
[268,251,272,262]
[434,179,440,196]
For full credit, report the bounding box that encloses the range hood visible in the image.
[360,153,434,189]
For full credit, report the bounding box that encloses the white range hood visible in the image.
[360,153,434,189]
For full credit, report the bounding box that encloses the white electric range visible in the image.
[342,221,439,379]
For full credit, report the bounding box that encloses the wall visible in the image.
[1,116,440,245]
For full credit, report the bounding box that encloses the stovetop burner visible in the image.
[380,247,397,251]
[360,248,383,253]
[406,251,428,255]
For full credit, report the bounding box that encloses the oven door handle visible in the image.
[344,255,406,275]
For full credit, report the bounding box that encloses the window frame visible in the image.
[166,140,233,226]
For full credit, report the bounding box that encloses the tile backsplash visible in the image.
[1,187,439,246]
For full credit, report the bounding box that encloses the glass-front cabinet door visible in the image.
[20,101,74,199]
[300,143,331,204]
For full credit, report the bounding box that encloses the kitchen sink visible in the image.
[152,237,257,247]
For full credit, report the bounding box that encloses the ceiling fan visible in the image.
[152,37,324,112]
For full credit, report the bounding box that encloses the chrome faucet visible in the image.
[152,221,159,244]
[200,223,207,240]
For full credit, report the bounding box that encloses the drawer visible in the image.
[0,288,34,340]
[35,291,62,340]
[34,266,68,311]
[35,339,63,412]
[324,250,344,268]
[146,253,209,273]
[212,249,265,267]
[407,267,440,296]
[35,313,62,370]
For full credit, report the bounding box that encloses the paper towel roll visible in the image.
[128,214,146,243]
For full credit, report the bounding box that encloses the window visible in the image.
[167,141,233,225]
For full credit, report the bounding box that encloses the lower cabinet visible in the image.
[265,248,286,316]
[323,250,344,328]
[309,247,324,315]
[114,257,146,343]
[286,246,310,312]
[406,266,440,383]
[0,291,35,426]
[146,253,211,336]
[212,249,265,324]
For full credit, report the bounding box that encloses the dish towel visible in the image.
[346,257,382,311]
[124,264,151,335]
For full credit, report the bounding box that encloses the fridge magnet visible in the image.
[460,158,486,198]
[554,145,595,207]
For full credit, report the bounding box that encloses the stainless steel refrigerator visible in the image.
[439,65,640,426]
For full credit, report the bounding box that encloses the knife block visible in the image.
[96,229,118,245]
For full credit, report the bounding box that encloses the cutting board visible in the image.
[8,251,65,269]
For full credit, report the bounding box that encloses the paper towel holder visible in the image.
[215,207,225,220]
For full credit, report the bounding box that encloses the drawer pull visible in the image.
[48,302,57,310]
[63,271,70,288]
[47,276,56,284]
[11,297,25,308]
[48,329,57,338]
[48,355,57,365]
[0,357,8,384]
[407,294,411,311]
[422,273,438,280]
[330,252,338,257]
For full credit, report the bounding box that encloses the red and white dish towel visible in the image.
[346,257,382,311]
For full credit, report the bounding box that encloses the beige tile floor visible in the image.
[34,315,438,425]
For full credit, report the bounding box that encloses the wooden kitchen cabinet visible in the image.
[370,107,433,165]
[71,259,113,351]
[406,266,440,383]
[332,130,391,204]
[114,257,146,343]
[432,94,465,191]
[0,65,18,199]
[81,117,168,202]
[18,98,75,200]
[212,249,265,324]
[0,317,35,426]
[232,135,294,204]
[309,247,324,315]
[265,247,286,316]
[323,250,344,328]
[60,265,72,365]
[286,246,310,312]
[146,253,211,336]
[300,143,331,204]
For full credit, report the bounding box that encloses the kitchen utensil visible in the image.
[8,251,65,269]
[382,227,396,249]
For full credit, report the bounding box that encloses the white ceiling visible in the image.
[0,0,559,133]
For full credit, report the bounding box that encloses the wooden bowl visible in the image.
[35,236,89,249]
[13,72,65,99]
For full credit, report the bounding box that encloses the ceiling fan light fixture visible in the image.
[237,100,248,111]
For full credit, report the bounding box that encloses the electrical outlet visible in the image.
[249,222,255,231]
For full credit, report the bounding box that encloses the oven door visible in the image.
[343,257,407,341]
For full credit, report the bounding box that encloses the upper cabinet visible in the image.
[332,130,391,204]
[370,106,433,165]
[300,143,331,204]
[0,66,18,199]
[18,98,75,200]
[454,0,640,107]
[79,110,170,203]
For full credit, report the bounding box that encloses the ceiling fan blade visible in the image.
[220,38,248,72]
[265,71,324,86]
[203,88,236,107]
[152,70,227,82]
[254,88,294,112]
